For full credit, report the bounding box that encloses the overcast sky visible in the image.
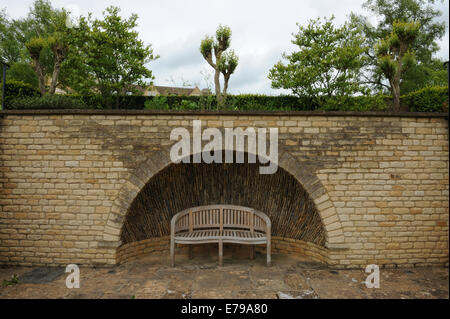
[3,0,449,94]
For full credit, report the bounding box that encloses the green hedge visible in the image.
[7,94,89,110]
[401,86,449,112]
[1,80,40,108]
[4,87,448,112]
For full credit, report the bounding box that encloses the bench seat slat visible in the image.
[175,229,266,242]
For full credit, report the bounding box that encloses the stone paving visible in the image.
[0,252,448,299]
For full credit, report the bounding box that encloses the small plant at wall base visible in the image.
[2,274,19,287]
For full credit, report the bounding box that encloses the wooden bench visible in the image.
[170,205,271,267]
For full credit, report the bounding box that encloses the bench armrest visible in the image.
[253,209,271,237]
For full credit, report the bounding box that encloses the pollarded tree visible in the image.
[268,16,368,107]
[25,37,47,95]
[25,32,69,95]
[350,0,446,94]
[376,20,420,111]
[218,49,238,103]
[200,25,238,106]
[20,0,71,95]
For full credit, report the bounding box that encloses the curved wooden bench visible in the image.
[170,205,271,267]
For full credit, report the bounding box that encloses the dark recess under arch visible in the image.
[121,153,326,246]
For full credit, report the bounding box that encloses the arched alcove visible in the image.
[116,151,329,263]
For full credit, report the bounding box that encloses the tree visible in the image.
[25,37,47,95]
[400,57,448,93]
[376,21,420,111]
[0,9,22,64]
[268,16,368,105]
[64,6,158,108]
[3,0,71,95]
[25,31,69,95]
[200,25,238,106]
[6,62,38,88]
[351,0,446,93]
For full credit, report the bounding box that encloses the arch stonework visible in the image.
[100,145,346,261]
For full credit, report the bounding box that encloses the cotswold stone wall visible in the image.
[0,110,448,268]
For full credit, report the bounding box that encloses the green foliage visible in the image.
[64,6,158,107]
[199,25,237,105]
[1,80,40,108]
[2,274,19,287]
[375,20,420,110]
[400,58,449,94]
[144,96,169,110]
[6,62,39,88]
[320,94,389,111]
[376,20,420,66]
[179,99,199,110]
[4,90,446,113]
[269,16,369,104]
[7,94,89,109]
[3,80,40,98]
[200,36,214,60]
[16,1,72,95]
[223,94,309,111]
[218,50,238,76]
[351,0,446,92]
[215,25,232,51]
[1,1,70,94]
[25,37,46,58]
[0,10,22,64]
[197,95,216,110]
[402,86,449,112]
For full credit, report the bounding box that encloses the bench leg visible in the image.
[170,238,175,267]
[218,240,223,267]
[266,241,271,267]
[250,245,255,260]
[189,245,194,259]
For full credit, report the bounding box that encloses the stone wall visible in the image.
[0,110,448,268]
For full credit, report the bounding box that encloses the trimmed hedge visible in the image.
[7,95,89,110]
[1,80,40,107]
[3,87,448,112]
[401,86,449,112]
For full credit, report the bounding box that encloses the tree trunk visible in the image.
[214,67,222,106]
[49,59,62,95]
[32,58,46,96]
[391,54,403,112]
[222,74,230,106]
[391,79,401,111]
[391,58,402,112]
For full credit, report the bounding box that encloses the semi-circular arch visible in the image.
[100,145,345,262]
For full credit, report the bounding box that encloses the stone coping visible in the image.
[0,109,448,118]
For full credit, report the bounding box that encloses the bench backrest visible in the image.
[171,205,271,235]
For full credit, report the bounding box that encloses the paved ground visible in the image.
[0,252,448,299]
